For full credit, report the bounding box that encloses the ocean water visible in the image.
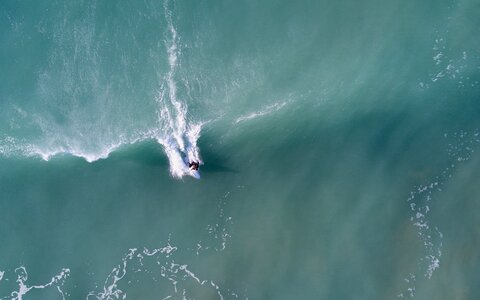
[1,0,480,299]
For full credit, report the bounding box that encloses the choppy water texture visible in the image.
[1,0,480,299]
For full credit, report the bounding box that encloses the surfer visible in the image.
[188,161,199,171]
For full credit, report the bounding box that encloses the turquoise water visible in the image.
[1,0,480,299]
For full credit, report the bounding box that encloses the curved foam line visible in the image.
[234,101,287,124]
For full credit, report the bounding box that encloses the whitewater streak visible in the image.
[155,0,203,178]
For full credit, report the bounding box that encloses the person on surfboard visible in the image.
[188,161,199,171]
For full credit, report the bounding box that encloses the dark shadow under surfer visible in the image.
[188,161,200,171]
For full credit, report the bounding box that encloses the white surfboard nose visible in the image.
[189,170,201,179]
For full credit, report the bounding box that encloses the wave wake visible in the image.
[155,0,203,178]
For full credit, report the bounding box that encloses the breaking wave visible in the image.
[0,0,202,179]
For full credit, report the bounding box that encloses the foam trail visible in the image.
[185,122,204,164]
[163,0,186,152]
[155,0,203,178]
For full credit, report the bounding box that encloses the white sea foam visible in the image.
[87,240,236,300]
[0,5,140,165]
[87,191,241,299]
[399,129,480,298]
[0,133,145,163]
[234,101,288,124]
[197,191,234,253]
[0,267,70,300]
[87,249,135,300]
[400,178,444,298]
[422,33,476,88]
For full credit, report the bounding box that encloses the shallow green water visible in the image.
[1,0,480,299]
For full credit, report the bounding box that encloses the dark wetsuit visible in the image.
[189,162,199,171]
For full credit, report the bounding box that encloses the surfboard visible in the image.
[188,169,201,179]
